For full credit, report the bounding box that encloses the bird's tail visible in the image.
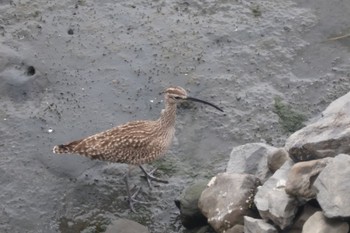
[53,140,81,154]
[53,144,72,154]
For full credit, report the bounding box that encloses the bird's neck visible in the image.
[159,102,177,128]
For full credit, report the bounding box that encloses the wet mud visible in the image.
[0,0,349,232]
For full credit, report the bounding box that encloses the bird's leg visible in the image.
[123,172,137,212]
[139,165,169,188]
[123,169,148,213]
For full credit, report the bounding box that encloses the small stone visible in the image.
[26,66,35,76]
[105,219,149,233]
[288,204,320,233]
[302,211,349,233]
[244,216,277,233]
[175,179,208,229]
[191,225,216,233]
[285,158,330,200]
[226,224,244,233]
[267,148,288,173]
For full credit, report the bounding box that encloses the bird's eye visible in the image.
[174,96,181,100]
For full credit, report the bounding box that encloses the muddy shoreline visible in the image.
[0,0,349,232]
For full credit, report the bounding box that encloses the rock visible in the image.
[175,180,209,229]
[185,225,216,233]
[285,91,350,162]
[302,211,349,233]
[267,148,289,173]
[105,219,149,233]
[198,173,260,233]
[285,158,330,200]
[254,160,299,229]
[226,143,279,183]
[313,154,350,218]
[244,216,277,233]
[225,224,244,233]
[288,203,320,233]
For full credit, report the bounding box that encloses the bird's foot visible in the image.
[127,186,149,213]
[139,165,168,188]
[124,173,149,213]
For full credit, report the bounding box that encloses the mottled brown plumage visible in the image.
[53,86,222,164]
[54,119,176,164]
[52,86,223,211]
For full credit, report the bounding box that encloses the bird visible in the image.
[53,86,223,212]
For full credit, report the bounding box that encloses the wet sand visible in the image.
[0,0,349,232]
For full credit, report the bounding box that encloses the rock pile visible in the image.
[177,92,350,233]
[105,218,150,233]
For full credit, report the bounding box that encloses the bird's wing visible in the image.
[66,120,162,163]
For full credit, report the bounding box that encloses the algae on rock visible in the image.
[273,97,306,133]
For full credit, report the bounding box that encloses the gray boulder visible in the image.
[226,143,278,183]
[288,204,320,233]
[244,216,277,233]
[105,219,149,233]
[314,154,350,218]
[185,225,216,233]
[302,211,349,233]
[254,160,299,229]
[285,158,330,200]
[225,224,244,233]
[198,173,260,233]
[175,180,209,229]
[285,91,350,162]
[267,148,289,173]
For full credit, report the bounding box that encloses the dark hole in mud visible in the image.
[27,66,36,76]
[67,28,74,35]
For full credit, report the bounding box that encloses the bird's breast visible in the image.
[153,126,175,155]
[163,127,175,149]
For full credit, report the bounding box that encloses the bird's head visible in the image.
[164,86,188,104]
[163,86,223,112]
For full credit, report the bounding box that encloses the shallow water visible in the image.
[0,0,350,232]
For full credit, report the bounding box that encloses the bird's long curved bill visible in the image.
[186,97,224,112]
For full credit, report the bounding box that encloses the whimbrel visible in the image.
[53,86,223,211]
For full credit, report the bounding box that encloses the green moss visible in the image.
[251,5,262,17]
[273,97,306,133]
[59,217,108,233]
[151,157,178,176]
[129,212,152,226]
